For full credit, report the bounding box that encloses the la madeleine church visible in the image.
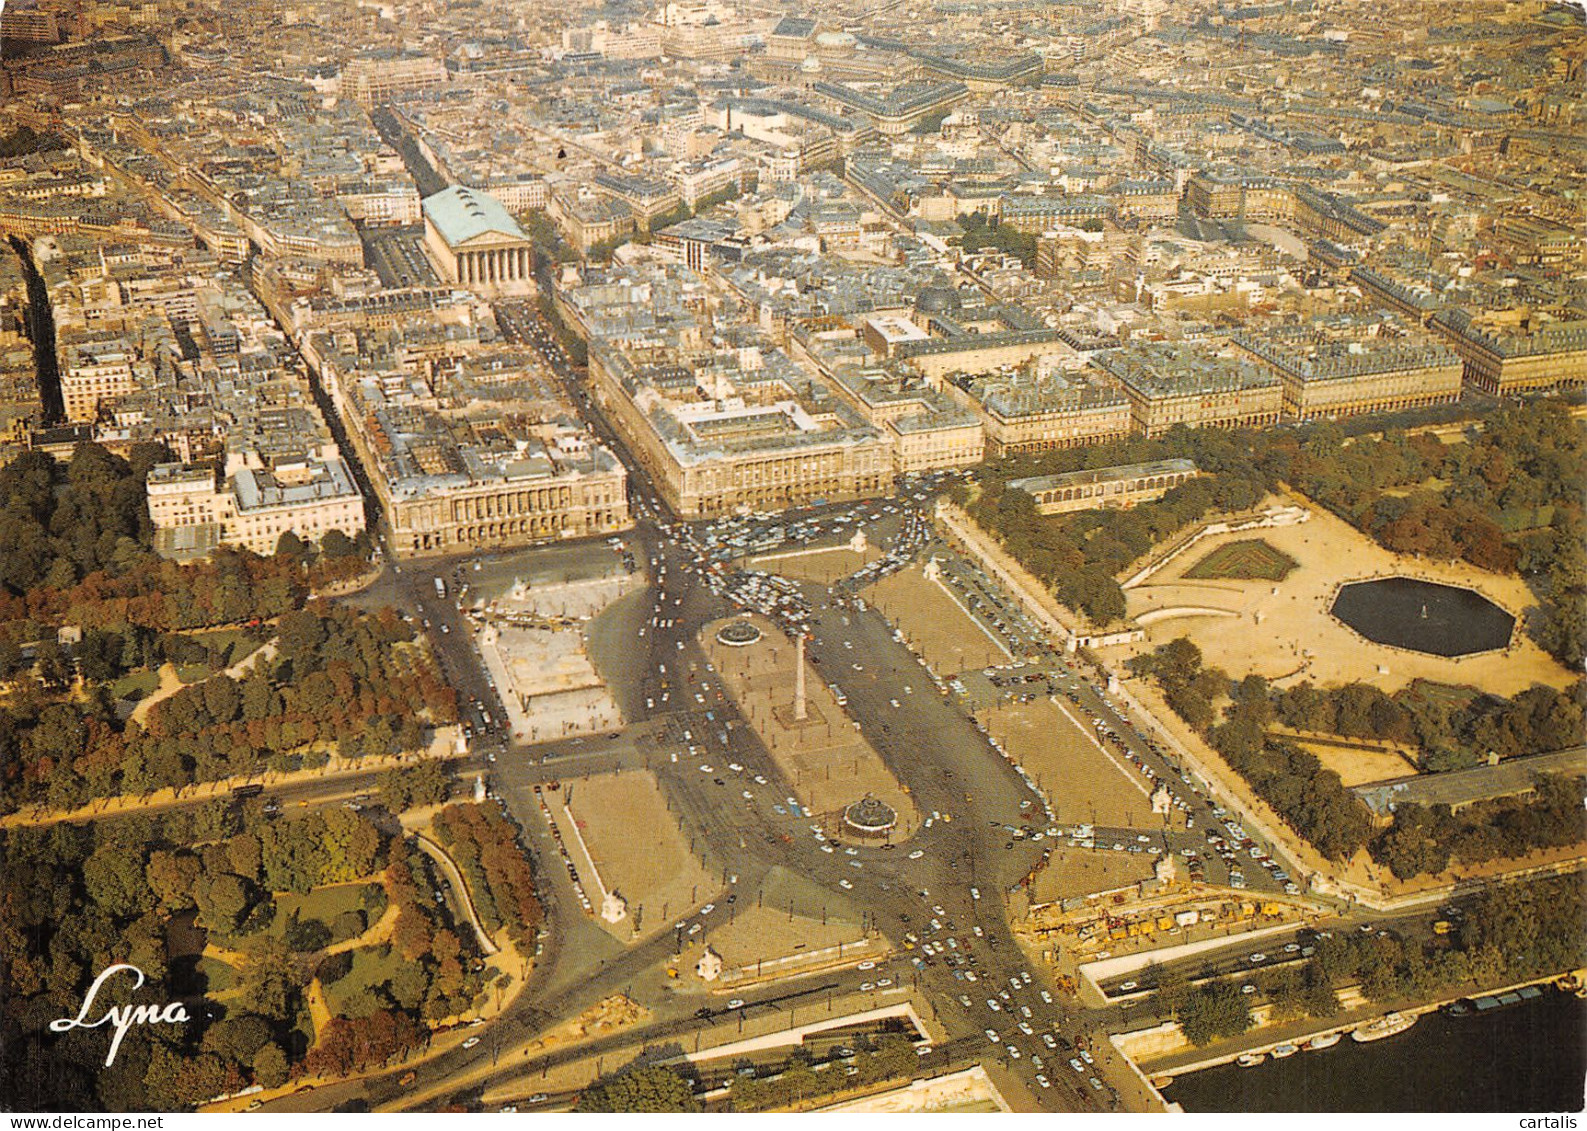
[422,185,536,295]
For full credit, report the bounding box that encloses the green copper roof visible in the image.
[422,186,527,247]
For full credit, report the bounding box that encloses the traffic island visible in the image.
[541,770,715,943]
[700,614,919,837]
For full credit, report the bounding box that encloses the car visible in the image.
[742,790,754,799]
[1081,1050,1093,1065]
[959,995,973,1007]
[985,1029,1001,1044]
[462,1037,481,1050]
[1040,990,1053,1004]
[527,1094,548,1105]
[821,844,835,853]
[987,999,1001,1011]
[1018,1022,1034,1035]
[1042,1034,1057,1049]
[1241,983,1256,995]
[1036,1074,1051,1089]
[858,960,876,970]
[860,982,875,992]
[839,879,853,889]
[877,978,894,988]
[1070,1058,1085,1073]
[698,764,713,774]
[1119,981,1138,992]
[1007,1046,1021,1060]
[728,999,745,1009]
[1089,1077,1104,1091]
[908,850,925,860]
[1248,953,1267,963]
[969,886,980,900]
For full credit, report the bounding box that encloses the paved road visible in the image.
[263,303,1373,1113]
[266,299,1129,1110]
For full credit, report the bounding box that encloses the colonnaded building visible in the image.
[559,261,894,518]
[589,341,892,517]
[1010,458,1199,516]
[297,287,631,559]
[421,186,536,296]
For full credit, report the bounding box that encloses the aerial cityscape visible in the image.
[0,0,1583,1116]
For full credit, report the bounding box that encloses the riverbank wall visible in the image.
[1122,969,1578,1085]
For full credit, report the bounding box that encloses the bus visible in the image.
[434,578,447,600]
[231,783,264,799]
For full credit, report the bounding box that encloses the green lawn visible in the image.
[1185,538,1298,582]
[110,670,160,701]
[1403,679,1482,709]
[176,664,213,684]
[198,955,236,994]
[197,629,265,670]
[323,944,405,1014]
[267,883,380,938]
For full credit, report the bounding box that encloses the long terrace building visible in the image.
[1092,342,1282,437]
[589,343,892,517]
[1429,309,1587,396]
[944,367,1133,455]
[1010,458,1199,515]
[1232,313,1463,419]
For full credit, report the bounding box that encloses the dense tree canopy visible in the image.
[1132,637,1585,874]
[1132,641,1377,862]
[961,400,1584,662]
[432,802,543,941]
[1276,678,1585,773]
[965,426,1273,625]
[576,1065,702,1112]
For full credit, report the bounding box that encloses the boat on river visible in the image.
[1352,1012,1417,1043]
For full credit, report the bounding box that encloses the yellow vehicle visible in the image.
[1433,920,1454,936]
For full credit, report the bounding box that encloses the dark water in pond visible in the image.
[1329,578,1514,657]
[1165,989,1587,1113]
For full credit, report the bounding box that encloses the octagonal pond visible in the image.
[1329,578,1514,658]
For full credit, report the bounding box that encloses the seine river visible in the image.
[1164,989,1587,1112]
